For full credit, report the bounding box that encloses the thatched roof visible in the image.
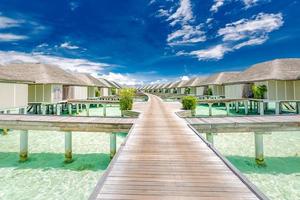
[167,81,181,89]
[154,83,166,89]
[160,82,172,89]
[227,58,300,84]
[177,80,189,88]
[182,77,207,87]
[200,72,240,85]
[108,80,122,88]
[0,63,86,85]
[73,73,107,87]
[98,78,114,88]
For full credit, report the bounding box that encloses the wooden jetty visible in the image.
[0,114,135,162]
[90,94,266,200]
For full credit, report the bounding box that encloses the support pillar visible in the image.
[110,133,117,159]
[206,133,214,145]
[68,104,72,115]
[297,102,300,114]
[2,128,8,135]
[250,101,253,111]
[208,103,213,117]
[65,131,72,163]
[86,104,90,116]
[244,100,249,115]
[254,132,264,165]
[259,102,264,115]
[103,104,107,117]
[56,104,61,115]
[41,104,47,115]
[76,104,79,114]
[225,103,230,116]
[275,102,281,115]
[235,102,239,113]
[20,130,28,162]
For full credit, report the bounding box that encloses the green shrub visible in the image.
[119,88,135,111]
[111,88,117,95]
[182,96,197,111]
[95,89,100,97]
[252,85,267,99]
[184,87,191,95]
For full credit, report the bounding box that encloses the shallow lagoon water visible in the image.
[201,128,300,200]
[0,107,126,200]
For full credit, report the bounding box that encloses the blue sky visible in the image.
[0,0,299,85]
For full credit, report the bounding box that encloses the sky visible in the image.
[0,0,299,85]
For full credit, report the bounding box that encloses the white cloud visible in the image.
[218,13,283,42]
[167,0,194,26]
[60,42,80,50]
[0,51,110,75]
[233,37,267,49]
[0,16,23,29]
[165,0,206,45]
[167,24,206,45]
[156,9,170,18]
[190,44,230,60]
[210,0,225,13]
[100,72,144,86]
[0,33,27,41]
[180,75,189,81]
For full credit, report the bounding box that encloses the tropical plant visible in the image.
[252,85,267,99]
[111,88,117,95]
[119,88,135,111]
[184,87,191,95]
[205,87,213,95]
[182,96,197,111]
[95,89,100,97]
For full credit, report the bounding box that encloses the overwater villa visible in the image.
[0,67,32,113]
[199,72,240,97]
[225,58,300,100]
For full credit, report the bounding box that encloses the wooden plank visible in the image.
[0,114,135,133]
[90,94,265,200]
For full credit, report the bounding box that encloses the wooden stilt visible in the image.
[259,102,264,115]
[110,133,117,159]
[244,100,249,115]
[65,131,72,163]
[208,103,213,117]
[20,130,28,162]
[103,104,107,117]
[254,132,264,165]
[275,102,280,115]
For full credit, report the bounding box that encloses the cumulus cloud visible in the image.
[190,44,230,60]
[218,13,283,42]
[183,12,283,60]
[60,42,80,50]
[0,51,110,75]
[100,72,144,86]
[165,0,206,45]
[180,75,189,80]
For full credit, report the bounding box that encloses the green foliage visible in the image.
[182,96,197,111]
[111,88,117,95]
[119,88,135,111]
[252,85,267,99]
[95,89,100,97]
[205,87,213,95]
[184,87,191,95]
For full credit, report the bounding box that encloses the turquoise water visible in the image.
[0,107,126,200]
[205,132,300,200]
[196,103,296,117]
[77,105,121,117]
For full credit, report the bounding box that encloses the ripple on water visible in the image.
[211,132,300,200]
[0,128,125,200]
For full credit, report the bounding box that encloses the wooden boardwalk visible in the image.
[187,115,300,133]
[90,94,265,200]
[0,114,135,133]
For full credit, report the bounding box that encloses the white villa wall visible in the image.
[196,87,204,96]
[210,85,225,96]
[180,88,185,94]
[72,86,88,99]
[29,84,62,103]
[0,82,28,110]
[225,84,244,99]
[101,87,109,96]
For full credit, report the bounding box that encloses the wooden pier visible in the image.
[90,94,266,200]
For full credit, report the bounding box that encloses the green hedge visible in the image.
[119,88,135,111]
[252,85,267,99]
[182,96,197,111]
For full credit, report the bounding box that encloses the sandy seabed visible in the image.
[0,107,125,200]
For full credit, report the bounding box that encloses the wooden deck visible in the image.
[0,114,135,132]
[186,115,300,133]
[90,94,265,200]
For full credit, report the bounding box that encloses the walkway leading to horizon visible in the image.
[90,94,263,200]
